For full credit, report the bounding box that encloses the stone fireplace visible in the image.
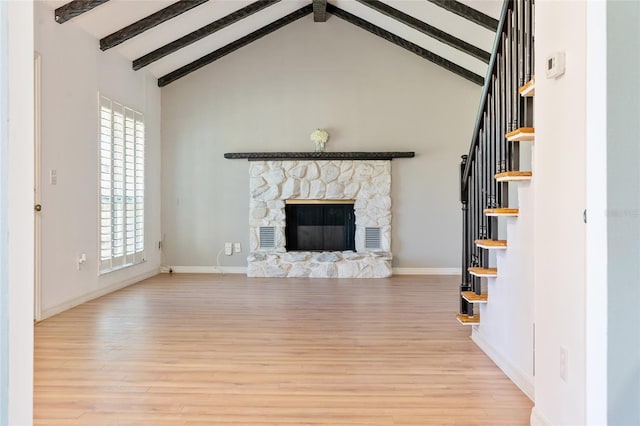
[246,159,393,278]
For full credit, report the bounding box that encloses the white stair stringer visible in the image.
[474,181,536,401]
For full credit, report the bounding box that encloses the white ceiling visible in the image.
[42,0,502,84]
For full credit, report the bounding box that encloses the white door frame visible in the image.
[34,52,42,322]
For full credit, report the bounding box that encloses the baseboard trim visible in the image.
[392,267,460,275]
[161,266,459,276]
[40,268,160,320]
[160,265,247,274]
[530,406,553,426]
[471,329,535,401]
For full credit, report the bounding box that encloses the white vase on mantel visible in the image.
[314,140,326,153]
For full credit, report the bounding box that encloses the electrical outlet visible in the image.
[50,169,57,185]
[234,243,241,253]
[560,346,568,382]
[225,242,232,256]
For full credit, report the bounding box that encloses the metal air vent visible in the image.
[259,226,275,249]
[365,227,381,250]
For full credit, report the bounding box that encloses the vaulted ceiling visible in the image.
[43,0,501,87]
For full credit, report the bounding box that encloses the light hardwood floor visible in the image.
[34,274,533,425]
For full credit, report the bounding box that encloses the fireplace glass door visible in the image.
[285,203,355,251]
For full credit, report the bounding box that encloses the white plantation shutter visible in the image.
[99,95,144,272]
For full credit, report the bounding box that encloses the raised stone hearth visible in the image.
[247,251,392,278]
[247,159,393,278]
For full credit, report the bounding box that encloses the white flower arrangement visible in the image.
[310,129,329,144]
[310,129,329,152]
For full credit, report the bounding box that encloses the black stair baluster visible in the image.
[499,40,507,207]
[460,155,470,314]
[512,9,522,172]
[508,39,512,144]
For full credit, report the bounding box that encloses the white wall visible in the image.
[585,1,608,423]
[35,2,162,318]
[532,1,587,424]
[473,181,535,400]
[6,1,34,423]
[533,2,640,424]
[160,14,481,270]
[0,1,8,419]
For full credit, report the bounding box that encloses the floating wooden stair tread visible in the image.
[475,239,507,249]
[505,127,535,141]
[495,171,532,182]
[456,313,480,325]
[519,77,535,97]
[484,208,519,217]
[461,291,488,304]
[468,267,498,277]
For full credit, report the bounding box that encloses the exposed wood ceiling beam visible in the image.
[54,0,109,24]
[313,0,327,22]
[158,4,313,87]
[426,0,498,31]
[100,0,209,51]
[356,0,490,64]
[326,4,484,86]
[133,0,280,71]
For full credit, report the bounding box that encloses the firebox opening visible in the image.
[285,200,356,252]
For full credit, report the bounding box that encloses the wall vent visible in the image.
[259,226,276,249]
[365,227,381,250]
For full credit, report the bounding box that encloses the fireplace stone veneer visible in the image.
[247,160,392,278]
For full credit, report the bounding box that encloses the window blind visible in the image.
[99,95,144,272]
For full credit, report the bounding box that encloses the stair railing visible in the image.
[459,0,534,318]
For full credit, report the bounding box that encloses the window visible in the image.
[99,95,144,272]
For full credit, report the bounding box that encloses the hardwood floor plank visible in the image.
[34,274,532,424]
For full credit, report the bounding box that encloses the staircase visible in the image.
[456,0,536,399]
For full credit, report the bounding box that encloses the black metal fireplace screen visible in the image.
[285,201,355,251]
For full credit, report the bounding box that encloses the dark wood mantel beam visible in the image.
[326,4,484,85]
[224,152,416,161]
[356,0,490,63]
[158,4,313,87]
[426,0,499,32]
[100,0,209,51]
[313,0,327,22]
[133,0,280,70]
[54,0,110,24]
